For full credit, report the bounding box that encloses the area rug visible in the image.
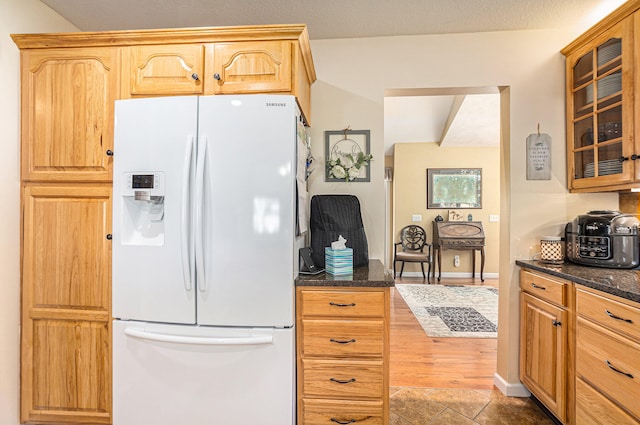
[395,284,498,338]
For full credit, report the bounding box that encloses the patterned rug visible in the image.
[395,284,498,338]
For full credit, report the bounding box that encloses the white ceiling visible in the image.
[384,91,501,154]
[38,0,628,154]
[39,0,624,40]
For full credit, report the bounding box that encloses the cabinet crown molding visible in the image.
[562,0,640,56]
[11,23,316,82]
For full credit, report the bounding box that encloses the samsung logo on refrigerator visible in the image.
[266,102,287,107]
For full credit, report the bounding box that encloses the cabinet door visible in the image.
[212,40,292,94]
[520,292,567,422]
[20,47,118,182]
[21,185,112,424]
[125,44,206,96]
[566,18,634,191]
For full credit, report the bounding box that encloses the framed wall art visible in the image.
[427,168,482,209]
[325,129,372,182]
[448,209,465,221]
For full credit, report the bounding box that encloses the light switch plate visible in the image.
[412,214,422,222]
[489,215,500,222]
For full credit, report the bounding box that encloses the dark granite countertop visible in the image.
[296,259,395,287]
[516,260,640,304]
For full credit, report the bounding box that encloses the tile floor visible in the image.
[390,386,557,425]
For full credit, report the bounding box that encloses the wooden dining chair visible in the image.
[393,225,431,281]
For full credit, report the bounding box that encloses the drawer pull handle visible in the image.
[330,338,356,344]
[329,302,356,308]
[606,360,634,379]
[330,377,356,384]
[531,283,546,290]
[605,310,634,324]
[330,419,357,424]
[552,320,561,327]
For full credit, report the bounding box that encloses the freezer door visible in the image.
[112,96,197,324]
[112,320,295,425]
[196,95,297,327]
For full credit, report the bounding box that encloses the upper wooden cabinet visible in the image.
[14,24,315,124]
[125,44,207,96]
[212,40,292,94]
[113,25,315,122]
[562,1,640,192]
[18,47,118,182]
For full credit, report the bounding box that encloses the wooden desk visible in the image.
[432,221,485,282]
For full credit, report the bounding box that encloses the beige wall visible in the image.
[0,2,76,424]
[308,28,618,393]
[393,143,500,276]
[306,81,386,258]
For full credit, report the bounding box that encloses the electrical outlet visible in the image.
[489,215,500,222]
[454,255,460,267]
[412,214,422,222]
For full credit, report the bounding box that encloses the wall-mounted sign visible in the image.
[526,133,551,180]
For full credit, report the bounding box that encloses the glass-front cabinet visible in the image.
[564,17,636,192]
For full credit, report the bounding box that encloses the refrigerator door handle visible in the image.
[124,328,273,346]
[181,136,195,291]
[195,136,207,292]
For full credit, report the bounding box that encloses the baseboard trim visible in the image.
[396,271,499,279]
[493,373,531,397]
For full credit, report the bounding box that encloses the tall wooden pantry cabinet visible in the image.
[12,24,315,425]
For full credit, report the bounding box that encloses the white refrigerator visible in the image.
[111,94,303,425]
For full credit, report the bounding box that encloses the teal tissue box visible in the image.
[325,247,353,275]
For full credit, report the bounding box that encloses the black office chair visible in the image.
[393,225,431,281]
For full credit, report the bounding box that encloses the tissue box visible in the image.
[324,247,353,275]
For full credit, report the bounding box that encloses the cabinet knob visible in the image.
[632,154,639,161]
[619,156,629,162]
[191,73,199,81]
[106,234,113,240]
[552,320,561,327]
[213,73,221,81]
[106,149,114,156]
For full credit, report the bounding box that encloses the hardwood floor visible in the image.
[389,276,498,389]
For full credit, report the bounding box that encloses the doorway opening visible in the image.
[384,86,510,389]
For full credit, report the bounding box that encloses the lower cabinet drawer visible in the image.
[299,290,385,318]
[576,318,640,420]
[302,399,384,425]
[302,320,384,357]
[302,359,383,399]
[520,270,566,306]
[576,288,640,342]
[576,378,639,425]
